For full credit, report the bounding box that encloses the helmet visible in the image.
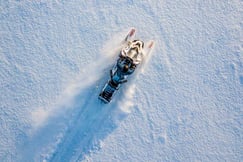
[123,65,129,73]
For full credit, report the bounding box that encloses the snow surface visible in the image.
[0,0,243,162]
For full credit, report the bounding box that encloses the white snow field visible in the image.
[0,0,242,162]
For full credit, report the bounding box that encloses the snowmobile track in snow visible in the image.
[49,81,116,162]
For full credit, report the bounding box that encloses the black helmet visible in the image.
[123,65,129,73]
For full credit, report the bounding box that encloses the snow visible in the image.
[0,0,242,162]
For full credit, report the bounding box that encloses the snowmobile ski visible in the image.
[125,28,136,41]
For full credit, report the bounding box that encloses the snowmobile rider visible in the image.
[118,39,144,74]
[110,40,145,85]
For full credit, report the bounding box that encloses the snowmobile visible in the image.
[99,28,154,103]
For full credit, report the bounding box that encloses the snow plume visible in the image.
[29,58,106,130]
[60,28,132,106]
[29,30,128,130]
[23,29,136,161]
[30,108,49,128]
[117,83,136,114]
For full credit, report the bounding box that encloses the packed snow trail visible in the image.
[17,55,108,162]
[49,89,109,162]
